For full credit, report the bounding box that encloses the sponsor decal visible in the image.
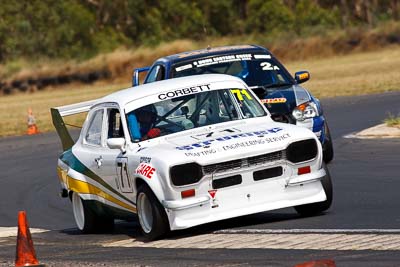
[175,64,192,72]
[176,45,254,59]
[222,139,265,150]
[174,53,276,71]
[158,84,211,100]
[193,54,252,67]
[191,128,238,140]
[185,148,217,157]
[254,54,271,59]
[221,133,290,151]
[139,157,152,163]
[176,127,284,151]
[261,98,287,104]
[265,133,291,143]
[135,163,156,179]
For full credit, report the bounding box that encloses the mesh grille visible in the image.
[203,159,242,174]
[248,151,283,166]
[202,151,283,175]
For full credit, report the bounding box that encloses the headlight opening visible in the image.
[286,139,318,163]
[170,162,203,186]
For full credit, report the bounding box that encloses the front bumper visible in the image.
[163,167,327,230]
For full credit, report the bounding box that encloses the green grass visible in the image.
[384,114,400,128]
[1,45,400,137]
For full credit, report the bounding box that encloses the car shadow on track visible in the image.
[58,209,329,242]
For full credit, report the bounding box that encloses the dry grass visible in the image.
[2,20,400,84]
[285,45,400,98]
[1,46,400,137]
[0,81,130,137]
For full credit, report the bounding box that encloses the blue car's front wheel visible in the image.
[323,122,334,163]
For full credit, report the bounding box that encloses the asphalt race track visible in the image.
[0,91,399,266]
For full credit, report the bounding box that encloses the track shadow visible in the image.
[58,208,328,243]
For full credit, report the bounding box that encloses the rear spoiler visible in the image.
[50,99,99,151]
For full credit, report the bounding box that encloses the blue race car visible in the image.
[133,45,334,163]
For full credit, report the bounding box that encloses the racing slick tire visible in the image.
[294,164,333,216]
[71,192,114,233]
[137,184,170,240]
[322,122,334,163]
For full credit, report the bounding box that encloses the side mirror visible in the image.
[294,71,310,84]
[132,67,150,87]
[107,138,126,153]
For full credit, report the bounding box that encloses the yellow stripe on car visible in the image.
[67,176,137,213]
[57,166,67,185]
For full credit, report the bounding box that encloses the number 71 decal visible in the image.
[117,157,133,193]
[231,89,252,101]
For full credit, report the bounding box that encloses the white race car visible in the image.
[52,74,332,240]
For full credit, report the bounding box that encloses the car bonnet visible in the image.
[137,119,317,166]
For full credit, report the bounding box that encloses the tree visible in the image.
[246,0,294,34]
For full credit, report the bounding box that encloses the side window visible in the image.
[85,109,104,146]
[107,108,124,138]
[145,65,165,83]
[156,65,165,81]
[219,90,238,120]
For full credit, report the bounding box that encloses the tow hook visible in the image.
[60,189,68,198]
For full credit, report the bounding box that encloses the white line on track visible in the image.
[104,229,400,251]
[214,229,400,234]
[0,227,48,238]
[343,133,358,139]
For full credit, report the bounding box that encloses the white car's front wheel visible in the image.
[137,185,169,240]
[294,164,333,216]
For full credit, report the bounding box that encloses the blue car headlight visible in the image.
[292,102,319,121]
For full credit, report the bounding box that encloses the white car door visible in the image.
[102,106,134,194]
[76,105,121,192]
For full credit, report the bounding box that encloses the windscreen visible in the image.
[172,53,293,88]
[126,88,266,141]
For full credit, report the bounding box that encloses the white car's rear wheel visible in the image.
[137,185,169,240]
[72,192,96,233]
[71,191,114,233]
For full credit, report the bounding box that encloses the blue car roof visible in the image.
[156,44,271,64]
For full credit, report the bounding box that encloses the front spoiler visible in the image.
[162,196,211,210]
[162,168,327,230]
[286,167,326,186]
